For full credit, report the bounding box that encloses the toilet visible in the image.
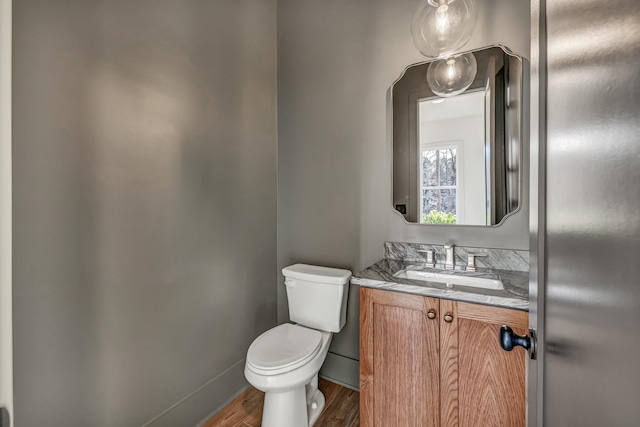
[244,263,351,427]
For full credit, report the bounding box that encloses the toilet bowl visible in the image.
[244,323,333,427]
[244,263,351,427]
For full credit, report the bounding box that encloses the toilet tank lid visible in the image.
[282,264,352,285]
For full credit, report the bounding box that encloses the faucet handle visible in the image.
[466,252,488,272]
[416,249,435,267]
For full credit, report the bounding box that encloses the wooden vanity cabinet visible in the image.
[360,287,528,427]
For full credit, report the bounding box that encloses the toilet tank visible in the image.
[282,264,351,333]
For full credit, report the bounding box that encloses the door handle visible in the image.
[499,325,537,360]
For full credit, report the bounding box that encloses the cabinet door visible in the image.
[447,302,528,427]
[360,288,440,427]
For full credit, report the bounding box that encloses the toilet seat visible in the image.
[246,323,323,376]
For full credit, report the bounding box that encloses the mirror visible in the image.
[392,45,525,226]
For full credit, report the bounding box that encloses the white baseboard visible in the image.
[319,352,360,391]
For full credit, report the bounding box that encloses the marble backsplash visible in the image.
[384,241,529,272]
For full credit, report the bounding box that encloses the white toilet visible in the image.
[244,263,351,427]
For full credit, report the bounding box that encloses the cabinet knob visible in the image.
[427,310,437,319]
[444,313,454,323]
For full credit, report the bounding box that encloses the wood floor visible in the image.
[203,378,359,427]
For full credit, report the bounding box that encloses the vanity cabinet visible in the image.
[360,287,527,427]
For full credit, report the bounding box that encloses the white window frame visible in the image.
[418,141,465,224]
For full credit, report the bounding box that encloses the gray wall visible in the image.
[0,0,12,424]
[277,0,530,387]
[12,1,277,426]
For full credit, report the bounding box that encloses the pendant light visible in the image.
[411,0,477,58]
[426,52,477,97]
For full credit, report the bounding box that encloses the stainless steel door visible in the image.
[543,0,640,425]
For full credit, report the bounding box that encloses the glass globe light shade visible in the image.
[426,52,478,97]
[411,0,477,58]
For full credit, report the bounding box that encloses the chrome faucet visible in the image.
[444,244,455,270]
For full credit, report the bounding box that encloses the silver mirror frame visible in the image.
[390,44,528,228]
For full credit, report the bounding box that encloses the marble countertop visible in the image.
[352,259,529,311]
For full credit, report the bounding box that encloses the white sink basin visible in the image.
[393,269,505,290]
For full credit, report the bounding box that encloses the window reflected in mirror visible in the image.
[418,91,486,225]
